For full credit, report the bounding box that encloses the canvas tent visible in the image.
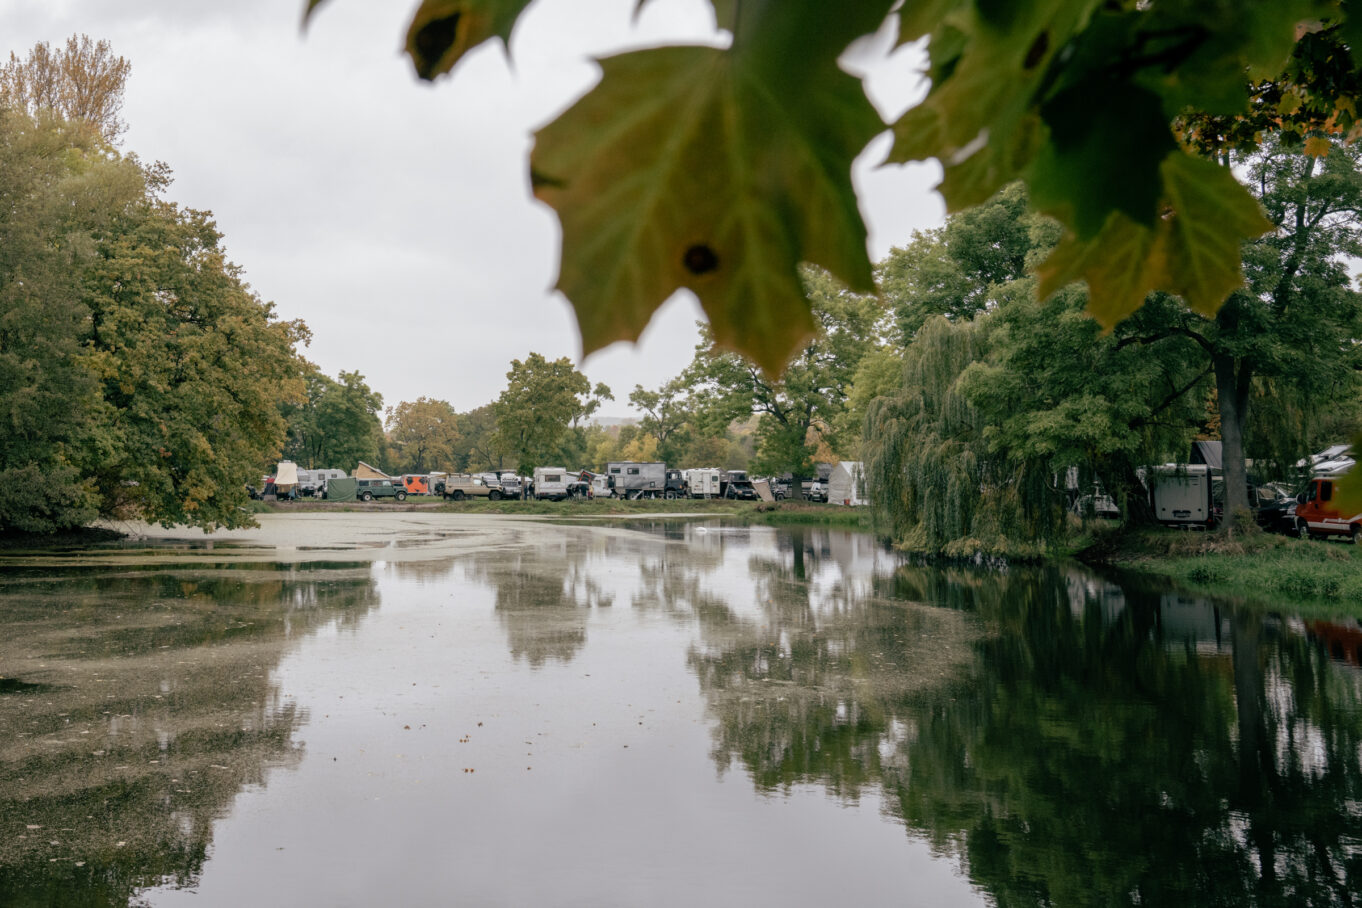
[828,461,868,506]
[324,477,358,502]
[354,461,391,480]
[1189,441,1223,470]
[274,461,299,496]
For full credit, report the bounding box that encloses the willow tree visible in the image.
[865,316,1063,556]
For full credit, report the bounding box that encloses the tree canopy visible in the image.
[1,41,308,532]
[0,35,130,143]
[492,353,611,473]
[385,397,461,474]
[283,367,385,471]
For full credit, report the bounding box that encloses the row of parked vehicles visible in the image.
[258,460,851,505]
[433,464,788,502]
[1097,445,1362,543]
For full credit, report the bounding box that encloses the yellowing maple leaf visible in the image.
[531,45,880,375]
[1038,151,1274,327]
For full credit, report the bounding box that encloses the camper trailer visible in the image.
[684,468,722,498]
[606,462,667,499]
[1150,464,1216,528]
[533,467,571,501]
[299,468,346,497]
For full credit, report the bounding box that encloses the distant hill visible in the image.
[589,415,641,428]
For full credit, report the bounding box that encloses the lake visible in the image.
[2,515,1360,906]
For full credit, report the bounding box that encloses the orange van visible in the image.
[400,474,430,495]
[1292,476,1362,543]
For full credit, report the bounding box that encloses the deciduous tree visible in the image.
[385,397,460,474]
[82,195,308,528]
[684,267,882,481]
[0,35,131,143]
[629,378,693,466]
[492,353,610,472]
[283,367,385,472]
[0,111,114,531]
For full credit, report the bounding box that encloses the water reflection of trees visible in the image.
[470,538,614,669]
[0,562,379,905]
[689,530,978,797]
[686,545,1362,906]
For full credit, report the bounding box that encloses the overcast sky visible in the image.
[2,0,944,417]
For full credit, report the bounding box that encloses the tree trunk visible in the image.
[1214,349,1252,525]
[1212,294,1253,526]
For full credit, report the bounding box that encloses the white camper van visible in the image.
[533,467,571,501]
[1150,464,1216,528]
[684,468,722,498]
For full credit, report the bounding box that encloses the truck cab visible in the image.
[1293,475,1362,543]
[664,469,687,500]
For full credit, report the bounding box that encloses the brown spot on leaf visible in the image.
[413,14,462,80]
[683,244,719,275]
[1023,31,1048,70]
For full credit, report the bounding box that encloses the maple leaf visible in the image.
[531,42,881,375]
[889,0,1101,208]
[403,0,532,80]
[1038,151,1274,327]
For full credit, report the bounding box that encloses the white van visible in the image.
[533,467,571,501]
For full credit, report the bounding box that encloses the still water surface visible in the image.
[2,517,1361,906]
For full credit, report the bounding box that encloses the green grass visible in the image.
[1081,525,1362,618]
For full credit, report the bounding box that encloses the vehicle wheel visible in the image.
[1296,520,1311,540]
[665,490,677,500]
[361,491,373,502]
[452,490,465,501]
[1352,525,1361,545]
[395,491,407,501]
[489,490,502,501]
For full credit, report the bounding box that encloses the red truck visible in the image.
[1292,475,1362,543]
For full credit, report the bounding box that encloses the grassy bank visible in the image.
[1080,526,1362,618]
